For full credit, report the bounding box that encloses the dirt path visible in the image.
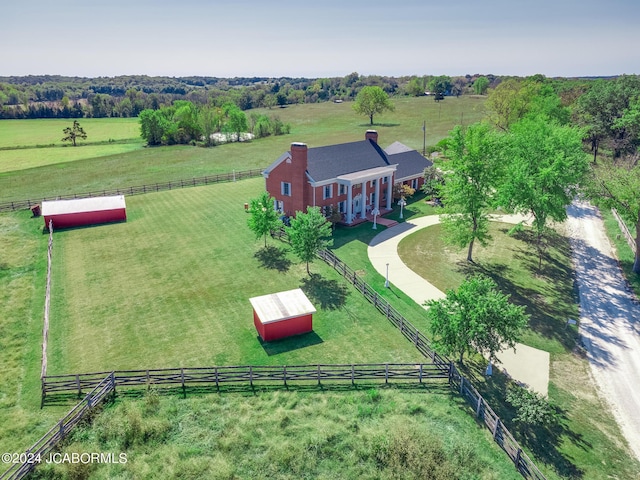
[566,200,640,461]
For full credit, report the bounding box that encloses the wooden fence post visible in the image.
[419,364,423,384]
[515,448,522,469]
[317,364,321,386]
[215,367,219,391]
[283,365,287,388]
[76,374,81,398]
[385,363,389,384]
[59,420,65,440]
[351,365,355,385]
[181,368,186,398]
[493,418,501,440]
[476,395,483,418]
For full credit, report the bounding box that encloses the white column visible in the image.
[361,181,368,219]
[375,178,381,210]
[346,183,353,224]
[386,176,393,210]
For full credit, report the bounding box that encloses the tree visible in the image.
[485,79,538,131]
[139,109,169,146]
[61,120,87,146]
[392,183,415,201]
[427,75,452,98]
[586,158,640,274]
[497,115,588,268]
[425,275,529,364]
[421,166,445,200]
[222,102,248,141]
[285,206,333,275]
[247,192,281,248]
[352,86,395,125]
[439,123,502,262]
[576,76,640,161]
[473,76,489,95]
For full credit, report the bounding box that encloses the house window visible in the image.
[372,179,377,187]
[382,177,388,184]
[281,182,291,196]
[338,201,346,213]
[339,184,346,195]
[323,185,333,200]
[411,178,418,190]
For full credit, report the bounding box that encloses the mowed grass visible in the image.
[34,389,520,480]
[0,118,141,148]
[0,211,70,454]
[394,221,640,479]
[0,96,486,202]
[48,178,423,374]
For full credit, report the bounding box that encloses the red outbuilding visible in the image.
[250,288,316,342]
[41,195,127,230]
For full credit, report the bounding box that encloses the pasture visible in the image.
[0,96,485,202]
[47,178,424,373]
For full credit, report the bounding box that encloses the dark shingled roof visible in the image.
[388,150,433,181]
[306,139,391,182]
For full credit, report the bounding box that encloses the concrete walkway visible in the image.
[367,214,550,396]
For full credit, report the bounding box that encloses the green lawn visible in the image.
[387,220,640,479]
[48,178,424,373]
[0,118,141,149]
[0,96,486,202]
[0,210,71,455]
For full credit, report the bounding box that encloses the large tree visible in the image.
[439,123,502,262]
[61,120,87,147]
[285,206,333,275]
[222,102,249,141]
[576,75,640,161]
[497,115,588,268]
[485,78,538,131]
[247,192,282,248]
[425,275,529,364]
[587,158,640,274]
[473,76,489,95]
[352,86,395,125]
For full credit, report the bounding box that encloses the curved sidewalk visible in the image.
[367,214,550,396]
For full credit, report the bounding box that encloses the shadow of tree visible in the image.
[457,229,580,352]
[253,245,292,272]
[300,273,349,310]
[458,361,587,479]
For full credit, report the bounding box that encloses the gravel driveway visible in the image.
[566,200,640,461]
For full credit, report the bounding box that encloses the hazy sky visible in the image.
[2,0,639,78]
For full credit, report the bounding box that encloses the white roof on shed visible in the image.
[250,288,316,324]
[41,195,126,216]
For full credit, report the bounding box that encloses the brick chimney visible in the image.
[365,130,378,144]
[290,142,308,170]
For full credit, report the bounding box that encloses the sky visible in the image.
[2,0,639,78]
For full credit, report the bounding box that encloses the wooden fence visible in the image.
[41,220,53,379]
[0,364,448,479]
[0,168,263,213]
[0,374,116,480]
[611,208,637,254]
[41,363,449,400]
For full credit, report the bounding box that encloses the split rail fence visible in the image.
[0,168,263,213]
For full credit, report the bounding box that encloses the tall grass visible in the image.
[31,388,520,480]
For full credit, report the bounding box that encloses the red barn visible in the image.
[250,288,316,342]
[42,195,127,230]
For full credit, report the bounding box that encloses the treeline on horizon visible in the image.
[0,72,617,120]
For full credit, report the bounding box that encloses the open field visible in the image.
[392,220,640,479]
[47,178,423,373]
[33,388,521,479]
[0,210,71,456]
[0,96,486,202]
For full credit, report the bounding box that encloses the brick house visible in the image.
[263,131,432,224]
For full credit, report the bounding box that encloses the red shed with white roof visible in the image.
[41,195,127,229]
[250,288,316,342]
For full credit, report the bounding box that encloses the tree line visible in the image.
[0,72,584,120]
